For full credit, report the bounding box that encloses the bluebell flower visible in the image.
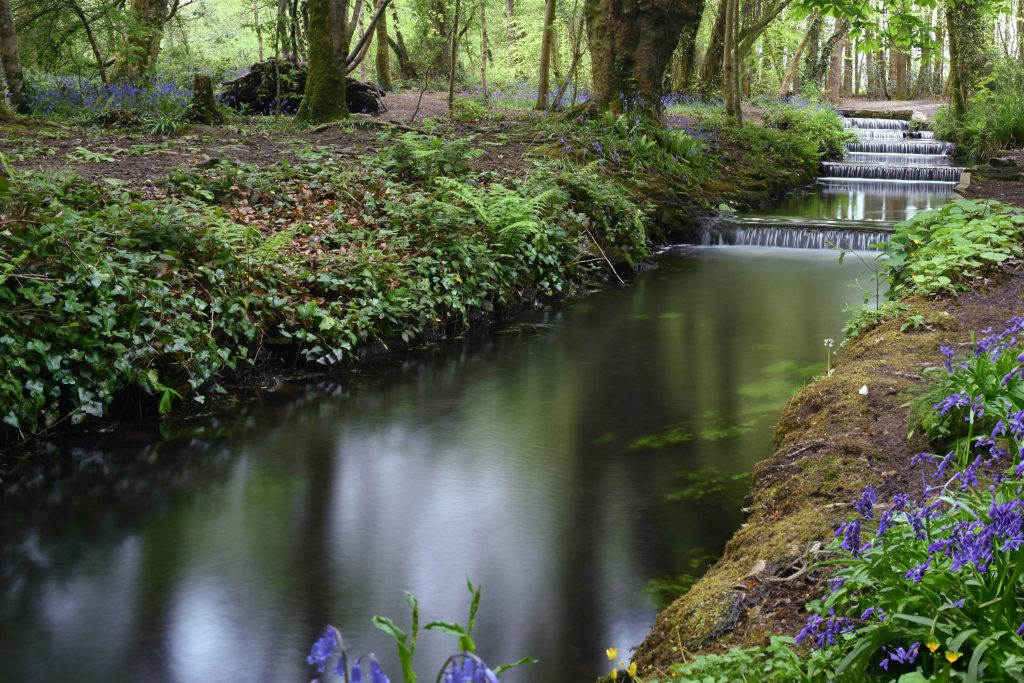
[307,628,337,673]
[854,485,877,519]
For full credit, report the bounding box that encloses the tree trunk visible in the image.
[946,4,966,120]
[388,3,415,79]
[724,0,741,122]
[892,48,908,99]
[447,0,461,107]
[298,0,351,122]
[253,0,265,61]
[480,0,489,103]
[933,16,944,95]
[801,11,822,89]
[536,0,558,109]
[1018,0,1024,64]
[374,0,392,88]
[0,0,26,112]
[910,12,932,99]
[672,11,702,93]
[584,0,704,113]
[188,74,225,124]
[842,39,853,96]
[697,0,726,94]
[825,20,849,103]
[505,0,517,48]
[117,0,170,80]
[779,12,815,97]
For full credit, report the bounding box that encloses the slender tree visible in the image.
[0,0,26,112]
[479,0,490,103]
[375,0,392,88]
[535,0,557,109]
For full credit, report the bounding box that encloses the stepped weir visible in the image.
[699,113,961,249]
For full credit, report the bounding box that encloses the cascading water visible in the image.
[698,114,960,249]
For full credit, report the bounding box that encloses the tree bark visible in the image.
[116,0,170,80]
[723,0,740,122]
[892,48,908,99]
[779,11,815,97]
[584,0,704,113]
[697,0,726,94]
[825,20,849,103]
[671,10,701,93]
[447,0,461,107]
[298,0,352,122]
[374,0,392,88]
[0,0,27,111]
[536,0,558,109]
[479,0,489,103]
[842,39,853,96]
[1018,0,1024,64]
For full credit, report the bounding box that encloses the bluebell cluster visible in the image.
[795,316,1024,672]
[26,72,191,118]
[307,627,503,683]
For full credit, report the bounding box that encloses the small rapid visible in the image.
[699,114,959,249]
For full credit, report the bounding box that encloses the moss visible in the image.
[632,279,1021,672]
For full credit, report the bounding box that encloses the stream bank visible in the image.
[0,102,845,476]
[632,123,1024,676]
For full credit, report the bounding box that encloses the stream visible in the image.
[0,116,959,683]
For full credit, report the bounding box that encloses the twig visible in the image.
[584,229,625,285]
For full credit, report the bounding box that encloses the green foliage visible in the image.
[762,103,854,160]
[372,131,485,181]
[665,636,837,682]
[884,200,1024,298]
[0,167,267,434]
[449,97,489,122]
[934,63,1024,162]
[842,301,909,341]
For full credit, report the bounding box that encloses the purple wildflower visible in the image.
[855,485,878,519]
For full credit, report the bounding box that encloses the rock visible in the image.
[989,156,1018,168]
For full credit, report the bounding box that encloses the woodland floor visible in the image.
[0,92,541,188]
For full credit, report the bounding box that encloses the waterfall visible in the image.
[821,162,962,183]
[688,113,955,251]
[843,117,910,130]
[699,223,891,250]
[846,141,954,155]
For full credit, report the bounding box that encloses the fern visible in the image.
[434,177,566,246]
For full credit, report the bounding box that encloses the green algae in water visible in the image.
[627,426,693,451]
[666,467,750,502]
[699,422,756,441]
[643,554,719,609]
[592,431,620,445]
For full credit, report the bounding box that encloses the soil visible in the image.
[0,92,538,187]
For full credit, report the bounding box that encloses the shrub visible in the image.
[884,199,1024,298]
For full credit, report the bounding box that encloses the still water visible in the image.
[0,247,876,683]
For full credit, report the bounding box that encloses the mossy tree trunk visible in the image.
[584,0,704,114]
[116,0,170,81]
[298,0,352,123]
[0,0,27,112]
[374,0,392,89]
[945,0,985,122]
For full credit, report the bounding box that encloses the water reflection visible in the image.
[0,247,875,683]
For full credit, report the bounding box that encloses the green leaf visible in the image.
[493,657,539,675]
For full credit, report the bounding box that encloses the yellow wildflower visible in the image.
[610,668,618,681]
[606,648,618,661]
[945,651,963,663]
[628,661,638,678]
[926,641,940,653]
